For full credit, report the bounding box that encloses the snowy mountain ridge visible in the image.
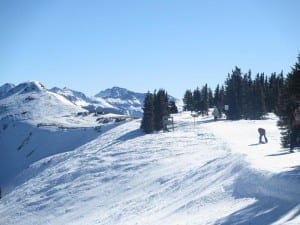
[95,87,145,117]
[0,82,180,118]
[96,87,180,117]
[95,86,145,100]
[0,83,15,99]
[0,81,45,99]
[49,86,122,115]
[50,86,92,106]
[0,81,86,123]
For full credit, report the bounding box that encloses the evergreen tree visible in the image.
[251,74,266,119]
[193,88,202,112]
[278,55,300,147]
[241,71,253,119]
[224,67,243,120]
[169,100,178,114]
[213,85,226,113]
[183,89,193,111]
[200,84,209,115]
[213,84,221,107]
[154,89,169,131]
[219,85,225,112]
[141,92,154,133]
[208,88,214,108]
[266,72,284,114]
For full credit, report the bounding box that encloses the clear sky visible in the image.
[1,0,299,98]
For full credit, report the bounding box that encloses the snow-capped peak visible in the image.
[3,81,46,98]
[0,81,87,125]
[0,83,15,99]
[50,86,90,105]
[95,87,146,117]
[95,86,145,100]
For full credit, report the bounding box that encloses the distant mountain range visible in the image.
[0,81,180,118]
[49,86,146,117]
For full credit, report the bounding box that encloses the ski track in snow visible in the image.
[0,113,300,225]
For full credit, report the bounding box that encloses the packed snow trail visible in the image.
[0,113,299,225]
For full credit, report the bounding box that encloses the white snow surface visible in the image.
[0,112,299,225]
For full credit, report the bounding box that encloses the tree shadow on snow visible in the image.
[196,117,229,125]
[267,148,299,157]
[215,197,299,225]
[117,128,144,142]
[214,166,300,225]
[248,143,261,146]
[95,129,144,153]
[283,166,300,176]
[267,152,293,157]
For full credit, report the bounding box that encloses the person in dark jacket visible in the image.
[290,104,300,152]
[258,128,268,144]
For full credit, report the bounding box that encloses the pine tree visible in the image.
[213,84,220,107]
[154,89,169,131]
[251,74,266,119]
[200,84,209,115]
[193,88,201,112]
[183,89,193,111]
[213,85,226,114]
[141,92,154,133]
[219,85,225,112]
[224,67,243,120]
[208,88,213,108]
[241,71,253,119]
[278,55,300,147]
[266,72,284,114]
[169,100,178,114]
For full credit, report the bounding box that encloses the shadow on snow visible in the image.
[214,166,300,225]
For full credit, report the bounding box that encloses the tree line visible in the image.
[182,84,213,115]
[183,68,284,120]
[141,55,300,148]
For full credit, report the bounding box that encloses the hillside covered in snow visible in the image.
[0,81,134,184]
[0,82,299,225]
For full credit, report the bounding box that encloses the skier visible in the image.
[258,128,268,144]
[290,104,300,152]
[212,106,220,121]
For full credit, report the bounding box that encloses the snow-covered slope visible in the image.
[0,111,299,225]
[0,81,105,183]
[50,87,92,106]
[0,81,87,124]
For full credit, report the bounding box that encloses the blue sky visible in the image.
[1,0,299,98]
